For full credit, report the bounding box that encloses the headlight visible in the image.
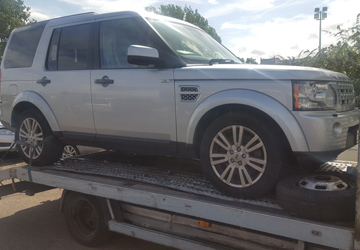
[293,81,336,110]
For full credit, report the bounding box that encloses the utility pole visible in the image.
[314,7,328,53]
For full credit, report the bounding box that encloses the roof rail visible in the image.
[50,12,97,21]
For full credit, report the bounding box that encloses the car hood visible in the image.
[174,64,351,82]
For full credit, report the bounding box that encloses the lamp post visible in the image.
[314,7,328,52]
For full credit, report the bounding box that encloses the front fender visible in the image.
[186,89,309,152]
[12,91,61,132]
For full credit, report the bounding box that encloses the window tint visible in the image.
[100,18,153,69]
[46,29,61,71]
[57,24,92,70]
[4,21,48,69]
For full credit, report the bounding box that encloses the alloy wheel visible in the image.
[18,117,43,159]
[62,145,78,159]
[209,125,267,188]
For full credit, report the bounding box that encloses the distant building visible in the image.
[260,57,281,65]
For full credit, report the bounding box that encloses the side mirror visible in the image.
[127,45,162,66]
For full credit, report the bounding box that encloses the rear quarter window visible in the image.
[46,23,93,71]
[3,21,48,69]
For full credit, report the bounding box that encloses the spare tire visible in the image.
[276,173,355,221]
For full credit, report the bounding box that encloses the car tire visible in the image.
[62,145,80,159]
[276,173,355,221]
[200,112,288,199]
[64,192,112,247]
[15,110,63,166]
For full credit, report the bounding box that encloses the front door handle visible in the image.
[37,77,51,85]
[94,76,114,85]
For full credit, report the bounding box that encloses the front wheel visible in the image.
[200,112,288,199]
[15,110,63,166]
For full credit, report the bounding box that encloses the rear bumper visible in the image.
[0,133,15,152]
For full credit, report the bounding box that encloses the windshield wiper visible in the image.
[209,59,237,65]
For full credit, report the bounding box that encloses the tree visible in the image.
[245,57,258,64]
[145,4,222,43]
[0,0,34,62]
[238,57,258,64]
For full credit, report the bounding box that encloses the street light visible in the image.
[314,7,328,52]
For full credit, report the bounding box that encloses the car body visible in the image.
[0,11,358,198]
[0,122,15,152]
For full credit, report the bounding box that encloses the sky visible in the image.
[23,0,360,62]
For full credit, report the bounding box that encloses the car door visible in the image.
[91,16,176,152]
[32,22,96,140]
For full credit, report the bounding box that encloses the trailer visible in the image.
[0,151,359,250]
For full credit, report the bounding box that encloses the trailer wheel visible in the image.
[16,110,63,166]
[276,173,355,221]
[64,192,112,247]
[200,112,288,199]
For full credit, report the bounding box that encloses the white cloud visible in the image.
[208,0,218,4]
[222,0,360,61]
[57,0,158,13]
[226,15,319,60]
[29,9,52,20]
[221,22,249,30]
[205,0,276,18]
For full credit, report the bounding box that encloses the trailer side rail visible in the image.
[0,166,352,250]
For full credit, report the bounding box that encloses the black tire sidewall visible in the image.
[200,112,287,199]
[64,192,111,247]
[73,145,80,155]
[15,110,63,166]
[276,173,355,221]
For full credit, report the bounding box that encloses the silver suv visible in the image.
[0,11,358,198]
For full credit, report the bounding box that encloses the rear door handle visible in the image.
[37,77,51,85]
[94,76,114,85]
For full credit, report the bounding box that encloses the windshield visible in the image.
[147,18,241,65]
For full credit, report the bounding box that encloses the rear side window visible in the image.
[46,23,93,71]
[4,21,48,69]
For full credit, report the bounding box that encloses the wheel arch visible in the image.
[189,90,309,157]
[60,190,112,223]
[11,91,60,132]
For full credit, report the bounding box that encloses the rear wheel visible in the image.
[64,192,112,246]
[15,110,63,166]
[200,112,288,199]
[62,145,80,159]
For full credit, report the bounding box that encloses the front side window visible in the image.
[99,18,153,69]
[47,23,92,71]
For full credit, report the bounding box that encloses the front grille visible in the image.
[334,82,355,112]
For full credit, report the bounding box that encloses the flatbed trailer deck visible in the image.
[1,153,359,250]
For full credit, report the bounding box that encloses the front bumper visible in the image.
[293,109,360,153]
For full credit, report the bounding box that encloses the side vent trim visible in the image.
[180,86,200,102]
